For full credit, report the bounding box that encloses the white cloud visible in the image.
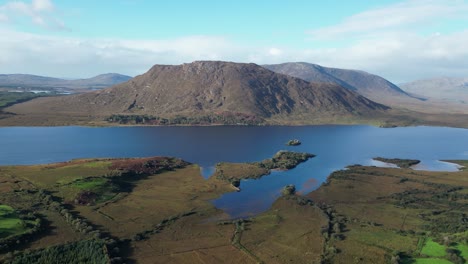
[309,0,468,40]
[1,28,468,82]
[32,0,54,12]
[0,13,8,22]
[268,48,283,56]
[298,0,468,82]
[1,0,468,83]
[0,0,67,30]
[0,29,247,77]
[304,30,468,82]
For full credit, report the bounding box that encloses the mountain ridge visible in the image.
[400,77,468,103]
[263,62,418,104]
[0,73,132,90]
[4,61,390,125]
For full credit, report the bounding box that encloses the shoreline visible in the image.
[1,123,468,129]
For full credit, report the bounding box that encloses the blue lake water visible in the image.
[0,125,467,218]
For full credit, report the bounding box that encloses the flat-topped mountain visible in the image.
[263,62,417,104]
[5,61,389,125]
[0,73,132,90]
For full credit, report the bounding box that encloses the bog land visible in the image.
[0,153,466,263]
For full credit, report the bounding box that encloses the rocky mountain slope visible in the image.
[263,62,418,104]
[400,77,468,103]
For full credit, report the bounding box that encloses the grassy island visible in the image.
[214,151,315,186]
[374,157,421,168]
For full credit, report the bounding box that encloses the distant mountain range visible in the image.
[400,77,468,104]
[0,73,132,91]
[5,61,389,125]
[263,62,420,105]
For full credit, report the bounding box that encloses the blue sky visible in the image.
[3,0,398,47]
[0,0,467,82]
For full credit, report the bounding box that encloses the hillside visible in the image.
[3,61,390,125]
[400,77,468,103]
[0,73,132,91]
[263,62,419,104]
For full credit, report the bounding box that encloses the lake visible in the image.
[0,125,467,218]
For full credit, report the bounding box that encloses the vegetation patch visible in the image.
[106,112,264,126]
[4,239,110,264]
[109,156,189,176]
[0,91,46,109]
[286,139,301,146]
[69,177,118,205]
[0,204,43,254]
[413,259,454,264]
[72,177,109,190]
[281,184,296,195]
[309,163,468,263]
[374,157,421,168]
[68,177,119,204]
[255,150,315,170]
[421,239,447,257]
[454,243,468,261]
[0,160,113,187]
[214,151,314,186]
[0,205,24,238]
[0,205,39,240]
[60,178,105,204]
[55,157,190,205]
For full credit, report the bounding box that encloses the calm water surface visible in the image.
[1,125,467,218]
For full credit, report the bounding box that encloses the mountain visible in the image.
[5,61,389,125]
[400,77,468,103]
[0,73,132,90]
[0,74,64,87]
[71,73,133,87]
[263,62,417,104]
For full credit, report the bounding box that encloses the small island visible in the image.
[286,139,301,146]
[214,151,315,187]
[373,157,421,168]
[281,184,296,196]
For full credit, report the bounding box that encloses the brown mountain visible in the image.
[5,61,389,125]
[263,62,420,104]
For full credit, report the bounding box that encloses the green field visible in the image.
[0,205,28,239]
[0,91,44,109]
[455,243,468,259]
[68,177,118,204]
[421,239,447,257]
[72,177,109,190]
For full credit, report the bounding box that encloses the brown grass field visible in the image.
[0,96,467,128]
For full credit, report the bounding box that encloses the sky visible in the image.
[0,0,467,83]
